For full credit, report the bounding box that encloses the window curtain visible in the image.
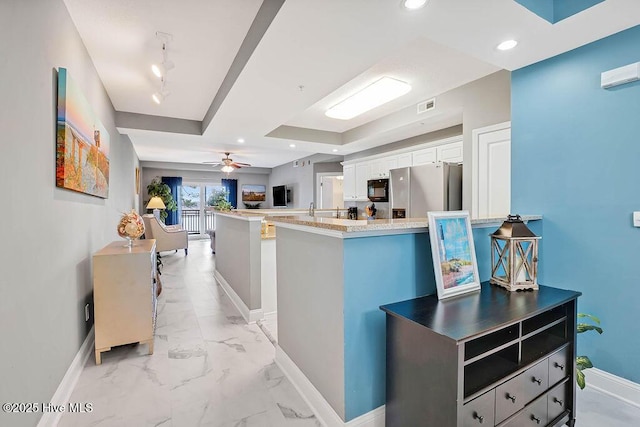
[161,176,182,225]
[221,178,238,209]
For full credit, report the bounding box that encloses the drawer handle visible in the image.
[473,413,484,424]
[554,362,565,371]
[506,393,517,403]
[531,415,541,424]
[553,397,564,406]
[532,377,542,385]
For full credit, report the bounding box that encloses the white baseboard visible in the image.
[214,270,264,324]
[38,326,94,427]
[585,367,640,409]
[274,346,385,427]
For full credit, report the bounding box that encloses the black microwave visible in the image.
[367,179,389,202]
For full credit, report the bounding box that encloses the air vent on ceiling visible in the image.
[417,98,436,114]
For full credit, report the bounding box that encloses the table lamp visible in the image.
[146,196,166,220]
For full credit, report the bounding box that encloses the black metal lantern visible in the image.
[490,215,540,291]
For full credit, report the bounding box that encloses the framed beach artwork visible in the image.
[56,67,110,198]
[428,211,480,300]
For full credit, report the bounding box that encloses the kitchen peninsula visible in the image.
[269,214,541,426]
[213,208,350,324]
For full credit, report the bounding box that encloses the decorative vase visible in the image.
[117,209,145,247]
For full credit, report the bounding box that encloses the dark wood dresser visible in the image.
[380,282,581,427]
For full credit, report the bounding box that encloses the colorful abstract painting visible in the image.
[56,68,110,198]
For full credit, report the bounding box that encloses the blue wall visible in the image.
[512,25,640,382]
[342,227,496,420]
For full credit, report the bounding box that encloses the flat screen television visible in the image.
[272,185,287,207]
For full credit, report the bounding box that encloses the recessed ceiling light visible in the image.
[325,77,412,120]
[289,144,296,148]
[237,138,245,144]
[332,149,338,152]
[497,40,518,51]
[403,0,427,10]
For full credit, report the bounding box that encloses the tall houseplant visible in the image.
[146,178,177,222]
[576,313,603,389]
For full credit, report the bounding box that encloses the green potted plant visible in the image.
[208,189,232,212]
[146,178,177,222]
[576,313,603,389]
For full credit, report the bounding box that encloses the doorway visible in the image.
[316,173,344,209]
[180,182,225,237]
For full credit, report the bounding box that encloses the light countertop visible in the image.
[269,215,542,234]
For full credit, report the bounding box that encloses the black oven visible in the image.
[367,179,389,202]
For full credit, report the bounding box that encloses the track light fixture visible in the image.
[151,32,174,104]
[152,77,170,104]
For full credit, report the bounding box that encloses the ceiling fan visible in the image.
[203,152,251,173]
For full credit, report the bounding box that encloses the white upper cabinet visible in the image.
[437,141,463,163]
[412,147,437,166]
[369,159,385,179]
[342,137,463,202]
[355,163,370,200]
[397,153,412,169]
[342,164,356,200]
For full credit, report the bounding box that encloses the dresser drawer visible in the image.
[522,359,549,403]
[549,346,570,386]
[495,374,525,424]
[462,390,495,427]
[500,396,548,427]
[547,381,569,422]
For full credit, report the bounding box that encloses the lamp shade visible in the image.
[146,196,166,210]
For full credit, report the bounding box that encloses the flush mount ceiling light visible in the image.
[325,77,412,120]
[289,144,296,148]
[402,0,428,10]
[237,138,245,144]
[332,149,338,152]
[497,39,518,51]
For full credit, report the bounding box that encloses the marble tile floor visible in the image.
[59,240,320,427]
[57,240,640,427]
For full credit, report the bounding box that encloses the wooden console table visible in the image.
[93,239,157,364]
[380,282,581,427]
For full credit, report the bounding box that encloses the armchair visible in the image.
[142,214,188,255]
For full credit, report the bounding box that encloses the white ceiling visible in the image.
[64,0,640,169]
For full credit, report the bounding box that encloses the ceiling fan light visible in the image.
[221,165,234,173]
[325,77,412,120]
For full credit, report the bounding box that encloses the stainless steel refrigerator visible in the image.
[389,162,462,217]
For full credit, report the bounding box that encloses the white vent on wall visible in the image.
[417,98,436,114]
[601,62,640,89]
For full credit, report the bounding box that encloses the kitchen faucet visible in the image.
[309,202,315,216]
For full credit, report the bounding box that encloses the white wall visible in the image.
[0,1,139,426]
[269,154,342,208]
